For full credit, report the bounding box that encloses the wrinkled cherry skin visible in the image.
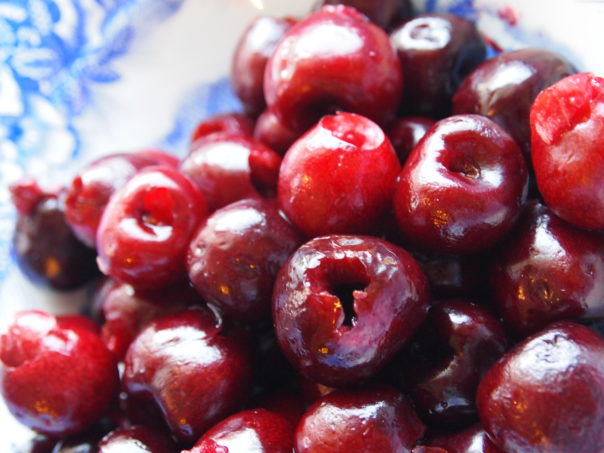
[191,112,255,143]
[96,166,207,289]
[253,108,300,155]
[231,16,296,117]
[490,201,604,337]
[0,311,119,437]
[477,321,604,453]
[65,150,178,248]
[530,72,604,230]
[181,133,282,212]
[122,308,254,444]
[96,278,203,360]
[390,13,486,118]
[295,385,425,452]
[97,425,176,453]
[278,112,401,238]
[10,182,98,290]
[315,0,412,29]
[423,424,505,453]
[187,198,303,322]
[401,300,508,428]
[387,116,436,163]
[394,114,528,254]
[264,5,403,132]
[184,409,294,453]
[272,235,429,387]
[453,48,575,156]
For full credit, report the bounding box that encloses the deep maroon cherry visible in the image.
[187,198,303,322]
[254,390,307,427]
[530,72,604,230]
[401,300,508,428]
[64,150,178,248]
[264,5,403,131]
[490,201,604,337]
[295,385,425,452]
[394,114,528,254]
[423,424,505,453]
[0,311,119,437]
[96,166,207,289]
[10,180,98,290]
[253,108,300,155]
[278,112,401,237]
[231,16,296,117]
[181,133,282,212]
[191,112,255,143]
[453,48,575,156]
[97,425,176,452]
[184,409,294,453]
[315,0,412,29]
[273,235,429,386]
[387,116,436,163]
[390,13,486,118]
[122,307,254,444]
[477,321,604,453]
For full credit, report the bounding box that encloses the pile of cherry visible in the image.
[5,2,604,452]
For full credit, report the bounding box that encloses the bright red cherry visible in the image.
[96,166,207,289]
[278,112,401,237]
[273,235,429,386]
[253,108,300,155]
[394,114,528,254]
[264,5,403,131]
[0,311,119,437]
[530,72,604,230]
[191,112,255,143]
[97,425,176,452]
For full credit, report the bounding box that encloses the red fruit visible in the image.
[315,0,412,29]
[278,112,401,237]
[387,116,436,163]
[253,108,300,155]
[0,311,119,437]
[424,424,505,453]
[98,425,176,452]
[477,321,604,453]
[191,112,254,143]
[530,72,604,230]
[264,5,403,131]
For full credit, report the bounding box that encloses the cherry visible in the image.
[122,308,254,444]
[477,321,604,453]
[272,234,429,386]
[96,166,207,289]
[394,114,528,254]
[278,112,401,237]
[295,385,425,452]
[264,5,403,131]
[187,198,302,322]
[490,201,604,337]
[0,311,119,437]
[315,0,412,30]
[253,108,300,155]
[97,425,176,452]
[191,112,255,143]
[387,116,436,163]
[390,13,486,118]
[530,72,604,230]
[423,424,505,453]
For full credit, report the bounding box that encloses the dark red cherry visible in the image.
[295,385,425,452]
[273,235,429,386]
[387,116,436,163]
[191,112,255,143]
[315,0,412,29]
[253,109,300,155]
[477,321,604,453]
[97,425,176,453]
[424,424,505,453]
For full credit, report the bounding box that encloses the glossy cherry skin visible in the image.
[65,150,178,248]
[231,16,296,117]
[278,112,401,238]
[181,133,282,212]
[264,5,403,131]
[273,235,429,387]
[10,182,98,290]
[390,13,486,118]
[453,48,575,156]
[387,116,436,163]
[97,425,176,453]
[477,321,604,453]
[423,424,505,453]
[315,0,411,29]
[490,201,604,337]
[530,72,604,230]
[184,409,294,453]
[0,311,119,437]
[96,278,203,359]
[96,166,207,289]
[122,308,254,444]
[394,114,528,254]
[295,385,425,452]
[253,109,300,155]
[187,198,303,322]
[401,300,508,428]
[191,112,255,143]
